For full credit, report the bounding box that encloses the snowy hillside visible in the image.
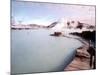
[48,18,95,34]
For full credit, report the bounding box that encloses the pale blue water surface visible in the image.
[11,29,82,74]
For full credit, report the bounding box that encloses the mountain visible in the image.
[47,18,95,32]
[47,22,58,28]
[11,18,95,31]
[11,24,47,30]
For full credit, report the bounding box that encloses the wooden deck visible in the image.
[64,44,92,71]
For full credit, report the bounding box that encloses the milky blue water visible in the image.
[11,29,82,74]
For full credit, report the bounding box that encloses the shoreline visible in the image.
[63,34,92,71]
[64,46,91,71]
[40,30,95,71]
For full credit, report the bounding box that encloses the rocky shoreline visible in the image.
[64,31,96,71]
[50,30,96,71]
[64,45,91,71]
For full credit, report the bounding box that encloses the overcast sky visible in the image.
[12,1,95,25]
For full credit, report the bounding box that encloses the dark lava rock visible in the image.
[50,32,62,36]
[70,31,96,43]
